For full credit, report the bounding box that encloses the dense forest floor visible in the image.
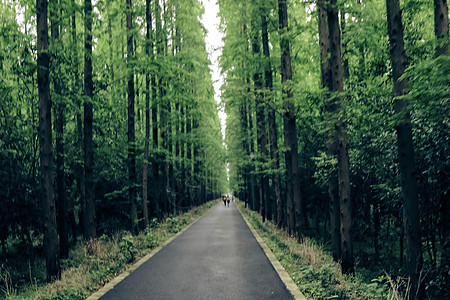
[236,200,406,300]
[0,200,219,300]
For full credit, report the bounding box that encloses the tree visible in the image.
[327,0,353,274]
[84,0,96,240]
[72,0,83,244]
[142,0,152,228]
[386,0,424,297]
[37,0,60,281]
[251,3,268,222]
[317,0,340,262]
[277,0,303,239]
[50,0,69,259]
[260,2,281,225]
[126,0,137,234]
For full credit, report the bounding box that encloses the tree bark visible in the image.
[434,0,449,56]
[386,0,424,297]
[340,11,349,81]
[37,0,60,281]
[239,80,250,209]
[247,86,257,212]
[252,13,268,223]
[126,0,137,234]
[50,0,68,259]
[143,0,152,228]
[318,0,341,262]
[278,0,303,239]
[83,0,96,240]
[327,0,353,274]
[71,0,82,244]
[261,4,277,223]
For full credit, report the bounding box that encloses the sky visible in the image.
[200,0,226,141]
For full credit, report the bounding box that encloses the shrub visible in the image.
[119,235,138,263]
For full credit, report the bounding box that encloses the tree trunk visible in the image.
[72,0,82,244]
[386,0,424,297]
[261,4,277,223]
[318,0,341,262]
[239,84,250,209]
[278,0,303,239]
[37,0,60,281]
[126,0,137,234]
[50,0,68,259]
[340,11,349,81]
[186,113,192,208]
[434,0,449,56]
[83,0,96,240]
[156,0,169,217]
[180,104,187,210]
[252,14,268,223]
[328,0,353,274]
[374,197,381,260]
[247,89,257,212]
[142,0,152,228]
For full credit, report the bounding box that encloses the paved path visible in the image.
[99,201,294,299]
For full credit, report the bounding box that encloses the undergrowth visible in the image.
[237,200,397,300]
[1,200,219,300]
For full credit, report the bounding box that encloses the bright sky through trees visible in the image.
[201,0,225,140]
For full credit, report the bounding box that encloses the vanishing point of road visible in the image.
[91,201,304,299]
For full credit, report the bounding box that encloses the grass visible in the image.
[236,200,394,300]
[1,200,219,300]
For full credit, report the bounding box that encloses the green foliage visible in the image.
[37,288,89,300]
[119,235,138,263]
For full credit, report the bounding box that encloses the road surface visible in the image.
[99,201,294,299]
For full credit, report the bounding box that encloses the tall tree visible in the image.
[72,0,83,244]
[317,0,341,262]
[142,0,152,228]
[126,0,137,234]
[260,3,280,225]
[277,0,303,238]
[83,0,96,240]
[327,0,353,274]
[386,0,424,297]
[251,5,268,222]
[37,0,60,281]
[50,0,68,259]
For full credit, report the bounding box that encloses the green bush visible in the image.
[37,288,89,300]
[119,235,138,263]
[166,217,181,234]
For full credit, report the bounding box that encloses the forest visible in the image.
[0,0,448,299]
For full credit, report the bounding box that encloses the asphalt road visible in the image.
[99,201,294,299]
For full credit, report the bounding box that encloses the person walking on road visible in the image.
[223,195,227,206]
[227,196,230,207]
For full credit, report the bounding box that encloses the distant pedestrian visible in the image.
[227,195,230,207]
[223,195,227,206]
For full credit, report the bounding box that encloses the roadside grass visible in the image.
[2,200,219,300]
[236,200,393,300]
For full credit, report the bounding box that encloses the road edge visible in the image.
[86,201,219,300]
[235,203,307,300]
